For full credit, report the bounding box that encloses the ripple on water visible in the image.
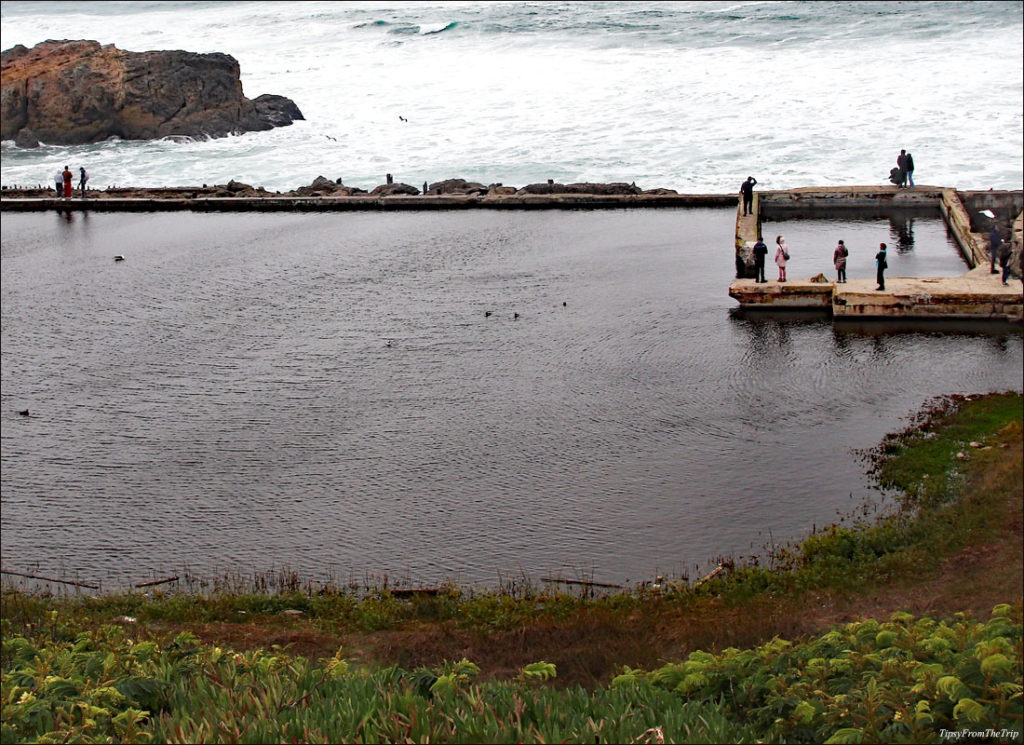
[1,210,1020,588]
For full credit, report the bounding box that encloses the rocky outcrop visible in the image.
[517,181,642,196]
[424,178,488,196]
[1,40,303,146]
[369,182,420,196]
[292,176,367,197]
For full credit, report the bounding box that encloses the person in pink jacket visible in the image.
[775,235,789,281]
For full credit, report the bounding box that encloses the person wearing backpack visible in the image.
[875,243,888,291]
[775,235,790,282]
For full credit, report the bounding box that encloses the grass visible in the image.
[2,392,1022,743]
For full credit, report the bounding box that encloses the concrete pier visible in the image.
[0,192,737,212]
[731,185,1023,323]
[730,268,1022,322]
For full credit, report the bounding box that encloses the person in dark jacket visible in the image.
[752,237,768,282]
[904,151,915,187]
[740,176,757,216]
[999,241,1013,286]
[833,239,849,283]
[989,224,1002,274]
[875,242,888,290]
[896,150,907,187]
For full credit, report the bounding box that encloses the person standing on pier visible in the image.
[989,223,1002,275]
[61,165,73,199]
[775,235,789,282]
[896,150,908,187]
[753,237,768,282]
[78,167,89,198]
[54,169,63,196]
[875,242,888,290]
[834,239,849,283]
[904,151,915,187]
[999,241,1013,286]
[740,176,757,216]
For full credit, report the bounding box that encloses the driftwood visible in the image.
[694,564,726,587]
[0,568,99,589]
[540,577,623,589]
[389,588,441,598]
[134,576,179,588]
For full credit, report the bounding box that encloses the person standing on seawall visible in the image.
[903,151,914,187]
[896,150,908,187]
[875,242,888,290]
[54,169,63,196]
[753,236,768,282]
[989,223,1002,274]
[61,165,73,199]
[834,239,849,283]
[998,240,1013,286]
[775,235,789,282]
[78,167,89,198]
[740,176,757,216]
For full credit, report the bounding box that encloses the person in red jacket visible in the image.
[62,165,73,199]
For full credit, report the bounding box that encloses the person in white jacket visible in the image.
[775,235,789,282]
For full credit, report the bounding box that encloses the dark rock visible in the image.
[310,176,337,189]
[563,182,642,195]
[518,182,568,195]
[426,178,487,195]
[370,183,420,196]
[252,94,304,128]
[517,182,642,196]
[292,175,367,197]
[13,127,39,148]
[1,40,303,144]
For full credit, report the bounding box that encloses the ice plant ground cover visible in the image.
[1,392,1021,743]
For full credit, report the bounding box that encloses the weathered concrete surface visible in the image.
[758,185,945,217]
[0,192,737,211]
[729,267,1022,322]
[728,278,833,308]
[734,194,761,278]
[940,189,988,268]
[833,268,1022,321]
[961,190,1024,228]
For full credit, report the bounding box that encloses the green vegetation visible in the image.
[2,392,1021,743]
[615,606,1022,744]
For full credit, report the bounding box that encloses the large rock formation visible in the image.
[1,40,303,146]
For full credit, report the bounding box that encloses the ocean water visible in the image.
[1,0,1022,194]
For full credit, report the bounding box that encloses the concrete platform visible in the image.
[728,278,834,308]
[729,267,1023,322]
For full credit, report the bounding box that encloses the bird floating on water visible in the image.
[114,255,125,261]
[18,409,30,416]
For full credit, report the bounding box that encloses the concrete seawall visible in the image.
[729,186,1023,323]
[0,193,737,212]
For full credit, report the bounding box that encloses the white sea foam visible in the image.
[1,1,1021,193]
